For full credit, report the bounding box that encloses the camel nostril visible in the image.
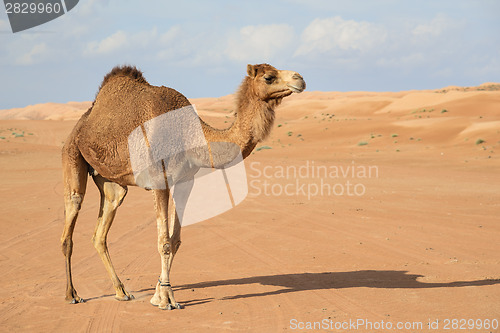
[292,73,303,80]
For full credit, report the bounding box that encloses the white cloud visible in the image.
[85,30,127,55]
[295,16,387,57]
[412,14,458,38]
[159,25,181,45]
[225,24,295,63]
[75,0,110,16]
[375,14,465,70]
[132,28,159,50]
[16,43,49,65]
[155,26,200,63]
[84,28,160,56]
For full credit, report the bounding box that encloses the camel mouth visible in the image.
[287,84,305,93]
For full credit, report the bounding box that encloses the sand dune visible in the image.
[1,84,499,331]
[0,102,92,121]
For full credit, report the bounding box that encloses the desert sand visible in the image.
[1,84,499,332]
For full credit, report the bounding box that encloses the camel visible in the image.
[61,63,306,310]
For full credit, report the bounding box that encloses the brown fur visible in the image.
[60,64,305,309]
[98,65,148,92]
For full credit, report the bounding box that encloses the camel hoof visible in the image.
[115,294,134,301]
[68,297,85,304]
[158,302,183,310]
[158,303,171,310]
[66,293,84,304]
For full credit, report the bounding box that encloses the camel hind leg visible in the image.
[61,146,88,303]
[91,174,134,301]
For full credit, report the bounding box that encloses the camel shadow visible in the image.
[84,292,214,307]
[175,270,500,301]
[85,271,499,304]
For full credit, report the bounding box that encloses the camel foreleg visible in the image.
[150,189,183,310]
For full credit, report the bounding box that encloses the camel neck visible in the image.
[200,79,278,158]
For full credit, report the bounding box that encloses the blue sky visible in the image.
[1,0,499,109]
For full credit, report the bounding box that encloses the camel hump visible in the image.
[98,65,148,91]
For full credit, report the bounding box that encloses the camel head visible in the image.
[246,63,306,101]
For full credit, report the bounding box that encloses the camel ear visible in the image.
[247,64,257,78]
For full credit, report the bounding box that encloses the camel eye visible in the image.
[264,75,275,84]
